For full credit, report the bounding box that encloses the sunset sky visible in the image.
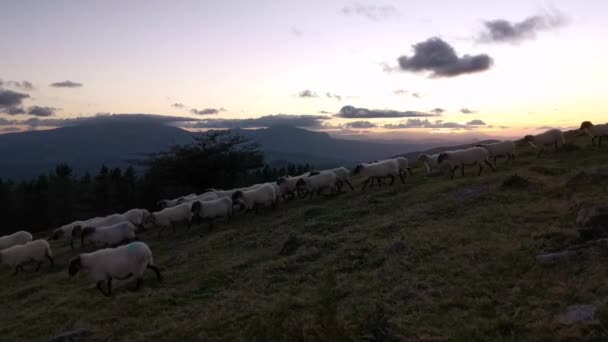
[1,0,606,139]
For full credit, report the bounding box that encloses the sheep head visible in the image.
[68,256,82,276]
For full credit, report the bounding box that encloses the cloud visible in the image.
[171,103,186,109]
[298,89,318,98]
[2,80,35,90]
[50,80,83,88]
[0,89,30,115]
[343,120,377,129]
[393,89,408,95]
[326,92,342,101]
[0,113,200,128]
[290,27,302,37]
[460,108,476,114]
[431,108,445,114]
[318,110,331,114]
[412,92,422,99]
[335,105,437,119]
[0,127,21,133]
[190,108,226,115]
[184,114,328,129]
[395,37,493,78]
[466,119,486,126]
[342,3,398,21]
[383,118,486,130]
[478,10,568,44]
[27,106,58,117]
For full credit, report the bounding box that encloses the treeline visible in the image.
[0,131,312,235]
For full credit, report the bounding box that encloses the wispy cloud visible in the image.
[342,3,398,21]
[27,106,59,117]
[0,79,34,90]
[430,108,445,115]
[460,108,476,114]
[477,10,568,44]
[466,119,486,126]
[171,103,186,109]
[393,37,493,78]
[0,89,30,115]
[335,105,438,119]
[190,108,226,115]
[298,89,318,98]
[184,114,329,129]
[50,80,83,88]
[384,118,486,130]
[343,120,377,129]
[290,27,302,37]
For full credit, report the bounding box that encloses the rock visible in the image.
[535,250,583,265]
[577,206,608,240]
[279,231,301,256]
[501,174,530,189]
[557,304,597,325]
[48,329,90,342]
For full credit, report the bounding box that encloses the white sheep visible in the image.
[523,128,565,156]
[190,197,233,229]
[295,171,338,198]
[232,183,277,212]
[277,172,312,200]
[393,157,413,178]
[157,193,198,209]
[122,209,151,230]
[417,154,440,174]
[325,167,354,191]
[0,231,32,251]
[477,141,516,166]
[80,221,138,248]
[353,159,402,190]
[68,241,162,296]
[580,121,608,148]
[147,203,193,236]
[437,147,494,179]
[50,217,105,249]
[0,239,53,275]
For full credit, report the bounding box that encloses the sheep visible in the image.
[0,231,32,251]
[477,141,516,166]
[50,217,105,249]
[277,172,312,200]
[437,147,495,179]
[190,197,233,229]
[523,128,565,157]
[68,241,162,296]
[325,167,354,191]
[417,154,440,174]
[122,209,151,231]
[0,239,53,275]
[80,221,138,248]
[232,183,277,213]
[353,159,402,190]
[393,157,414,178]
[157,193,198,209]
[72,214,130,238]
[580,121,608,148]
[146,203,192,236]
[295,171,338,198]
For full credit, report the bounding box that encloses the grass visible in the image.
[2,136,608,341]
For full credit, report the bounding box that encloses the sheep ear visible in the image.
[191,201,202,214]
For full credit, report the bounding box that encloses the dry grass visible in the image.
[2,135,608,341]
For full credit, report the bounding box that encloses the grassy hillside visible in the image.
[2,135,608,341]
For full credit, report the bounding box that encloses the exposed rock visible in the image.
[557,304,597,325]
[279,231,301,256]
[577,206,608,241]
[48,329,90,342]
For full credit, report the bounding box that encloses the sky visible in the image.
[0,0,607,140]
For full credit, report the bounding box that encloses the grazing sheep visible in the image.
[0,231,32,251]
[477,141,516,166]
[68,241,162,296]
[393,157,413,178]
[295,171,338,198]
[232,183,277,212]
[437,147,495,179]
[325,167,354,191]
[147,203,193,236]
[50,217,105,249]
[0,239,53,275]
[81,222,137,248]
[523,128,565,156]
[277,172,312,200]
[122,209,151,230]
[190,197,233,228]
[353,159,402,190]
[157,193,198,209]
[417,154,440,174]
[580,121,608,148]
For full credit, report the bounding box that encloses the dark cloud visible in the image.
[431,108,445,114]
[2,80,35,90]
[460,108,476,114]
[298,89,318,98]
[0,89,30,115]
[335,105,437,119]
[27,106,58,117]
[342,4,398,21]
[0,113,200,128]
[0,127,21,133]
[466,119,486,126]
[412,92,422,99]
[171,103,186,109]
[190,108,226,115]
[396,37,493,78]
[384,118,485,130]
[326,92,342,101]
[478,11,568,44]
[50,80,83,88]
[318,110,331,114]
[184,114,328,129]
[344,120,377,129]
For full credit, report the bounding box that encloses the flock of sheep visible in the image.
[0,122,606,297]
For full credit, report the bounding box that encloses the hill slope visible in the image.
[2,135,608,341]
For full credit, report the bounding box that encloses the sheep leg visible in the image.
[46,251,54,268]
[361,178,371,191]
[70,239,75,250]
[96,281,110,297]
[35,261,43,272]
[345,179,355,191]
[450,166,457,179]
[171,223,176,234]
[107,278,113,296]
[477,164,484,176]
[399,172,406,184]
[494,156,498,167]
[407,167,413,176]
[485,160,495,172]
[147,264,163,282]
[12,266,20,276]
[387,174,395,185]
[131,278,143,291]
[554,141,558,152]
[460,164,465,177]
